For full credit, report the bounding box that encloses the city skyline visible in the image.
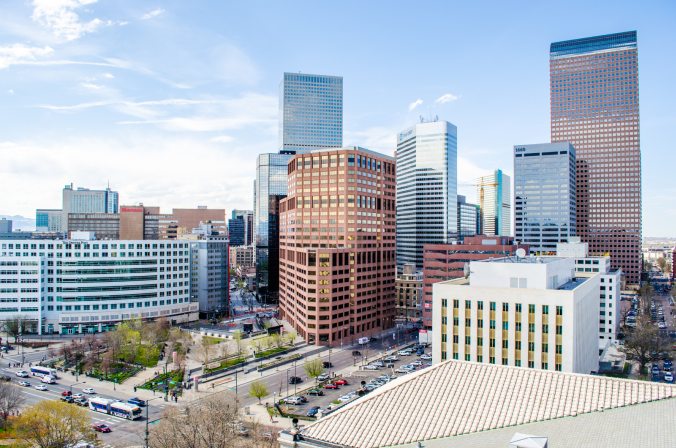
[0,1,674,236]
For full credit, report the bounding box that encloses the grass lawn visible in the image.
[202,336,224,345]
[203,357,246,374]
[254,346,288,359]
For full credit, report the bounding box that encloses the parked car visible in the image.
[420,354,432,360]
[307,388,324,396]
[316,373,330,382]
[410,360,423,367]
[324,383,339,390]
[82,387,96,394]
[284,396,304,405]
[128,397,146,407]
[61,390,72,397]
[398,350,413,356]
[665,372,674,383]
[92,423,111,433]
[288,376,302,385]
[322,361,333,368]
[383,355,399,362]
[72,393,84,399]
[34,384,48,391]
[306,406,321,417]
[61,396,75,403]
[18,381,30,387]
[0,375,11,382]
[74,398,89,407]
[15,370,29,378]
[363,365,379,371]
[333,378,349,386]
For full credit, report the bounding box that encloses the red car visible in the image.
[61,390,72,397]
[92,423,111,433]
[333,379,349,386]
[324,383,339,390]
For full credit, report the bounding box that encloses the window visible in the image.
[556,325,563,335]
[528,304,535,313]
[502,322,509,330]
[516,303,522,313]
[490,302,496,311]
[542,324,549,333]
[556,345,563,354]
[502,303,509,312]
[453,299,459,309]
[542,305,549,314]
[556,306,563,316]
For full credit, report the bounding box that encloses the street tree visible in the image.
[249,381,269,404]
[284,330,297,347]
[3,316,27,343]
[16,400,96,448]
[233,330,244,355]
[620,315,665,374]
[198,337,213,366]
[0,382,24,427]
[656,257,667,273]
[304,358,324,384]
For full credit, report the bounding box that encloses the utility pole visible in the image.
[145,397,161,448]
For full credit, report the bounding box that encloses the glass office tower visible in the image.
[477,170,511,237]
[279,72,343,154]
[396,121,458,269]
[254,152,293,303]
[514,143,576,254]
[550,31,641,284]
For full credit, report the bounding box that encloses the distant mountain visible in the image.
[0,214,36,231]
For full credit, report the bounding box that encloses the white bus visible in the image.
[89,397,142,420]
[30,366,58,379]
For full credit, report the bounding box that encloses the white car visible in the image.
[665,372,674,383]
[410,360,423,367]
[284,396,304,405]
[397,350,413,356]
[34,384,48,391]
[420,354,432,360]
[72,393,84,399]
[15,370,29,378]
[363,365,380,370]
[82,388,96,394]
[383,355,399,362]
[395,367,411,374]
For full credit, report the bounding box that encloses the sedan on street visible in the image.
[34,384,48,391]
[82,388,96,394]
[92,423,112,433]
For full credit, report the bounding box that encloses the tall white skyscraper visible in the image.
[396,120,458,269]
[279,72,343,154]
[477,170,511,236]
[514,143,576,253]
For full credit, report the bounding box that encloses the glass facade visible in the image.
[477,170,511,236]
[254,153,292,304]
[279,72,343,154]
[457,195,480,240]
[550,31,641,284]
[396,121,458,269]
[514,143,576,253]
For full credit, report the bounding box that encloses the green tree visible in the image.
[304,358,324,384]
[16,400,96,448]
[620,315,665,374]
[248,381,269,404]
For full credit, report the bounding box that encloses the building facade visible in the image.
[254,152,293,304]
[477,170,511,236]
[422,236,525,329]
[0,238,198,334]
[36,209,64,233]
[229,245,255,271]
[62,184,119,232]
[0,219,11,234]
[395,263,422,324]
[557,238,621,348]
[514,143,576,254]
[457,195,480,240]
[231,209,254,246]
[550,31,641,284]
[396,121,458,269]
[228,216,245,246]
[278,147,396,344]
[67,213,120,240]
[279,72,343,154]
[433,257,600,374]
[171,207,226,237]
[189,225,229,315]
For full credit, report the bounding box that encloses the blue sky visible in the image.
[0,1,674,236]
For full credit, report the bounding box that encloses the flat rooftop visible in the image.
[557,277,589,291]
[481,256,565,264]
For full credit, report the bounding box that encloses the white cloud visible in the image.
[210,135,234,144]
[0,134,271,218]
[31,0,113,41]
[102,72,115,79]
[7,89,14,95]
[80,81,103,90]
[408,98,423,111]
[0,44,54,69]
[141,8,165,20]
[345,126,397,155]
[435,93,459,104]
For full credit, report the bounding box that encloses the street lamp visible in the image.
[144,397,162,448]
[69,381,84,394]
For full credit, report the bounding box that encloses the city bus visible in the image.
[89,397,142,420]
[30,366,58,379]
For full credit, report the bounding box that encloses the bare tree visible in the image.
[198,337,213,367]
[232,330,244,355]
[620,315,666,374]
[150,394,244,448]
[0,382,24,426]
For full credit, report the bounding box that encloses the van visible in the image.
[42,375,56,384]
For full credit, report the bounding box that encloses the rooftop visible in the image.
[481,256,564,264]
[299,360,676,448]
[557,278,589,291]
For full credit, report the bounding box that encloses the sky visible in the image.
[0,0,674,236]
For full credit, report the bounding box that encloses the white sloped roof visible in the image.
[301,360,676,448]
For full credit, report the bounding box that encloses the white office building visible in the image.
[396,120,458,269]
[0,237,198,334]
[433,256,599,374]
[62,183,119,233]
[189,224,229,315]
[557,238,621,349]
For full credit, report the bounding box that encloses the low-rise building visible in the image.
[433,256,599,374]
[0,236,197,334]
[229,245,255,271]
[421,236,524,329]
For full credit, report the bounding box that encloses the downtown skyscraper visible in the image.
[514,143,576,254]
[396,120,458,269]
[550,31,641,284]
[279,72,343,154]
[477,170,511,237]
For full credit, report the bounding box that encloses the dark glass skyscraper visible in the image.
[550,31,641,284]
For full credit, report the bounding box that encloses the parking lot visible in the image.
[280,344,432,418]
